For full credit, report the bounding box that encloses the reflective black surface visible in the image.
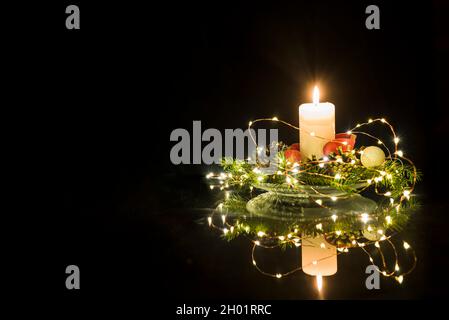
[57,173,448,299]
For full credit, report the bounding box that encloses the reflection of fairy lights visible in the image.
[206,206,418,285]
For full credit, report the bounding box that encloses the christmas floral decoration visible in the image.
[205,116,421,286]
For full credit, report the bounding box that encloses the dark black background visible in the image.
[9,0,449,311]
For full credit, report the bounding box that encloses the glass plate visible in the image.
[253,182,368,198]
[246,192,377,219]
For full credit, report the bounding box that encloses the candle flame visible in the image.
[316,274,323,292]
[313,86,320,105]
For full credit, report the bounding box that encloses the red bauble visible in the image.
[323,133,357,155]
[288,143,300,151]
[323,141,340,156]
[335,133,357,149]
[284,149,301,163]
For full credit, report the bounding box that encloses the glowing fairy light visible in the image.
[278,236,285,241]
[375,242,380,248]
[248,121,253,126]
[361,213,369,223]
[381,118,386,123]
[316,223,322,230]
[396,275,404,284]
[272,116,278,121]
[384,191,392,196]
[320,243,326,249]
[395,263,400,271]
[334,173,341,180]
[368,119,373,123]
[257,231,266,237]
[254,240,260,246]
[403,190,411,199]
[315,199,323,206]
[331,196,337,201]
[223,228,229,235]
[210,185,214,190]
[335,230,342,236]
[386,216,392,224]
[396,150,403,157]
[276,273,282,279]
[207,216,212,226]
[403,241,410,250]
[221,214,226,224]
[394,137,400,144]
[319,163,325,168]
[331,214,338,222]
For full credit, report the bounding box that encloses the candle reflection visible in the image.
[316,274,323,292]
[302,235,337,295]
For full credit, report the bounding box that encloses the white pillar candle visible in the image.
[299,87,335,160]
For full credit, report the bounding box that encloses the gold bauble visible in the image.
[361,146,385,168]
